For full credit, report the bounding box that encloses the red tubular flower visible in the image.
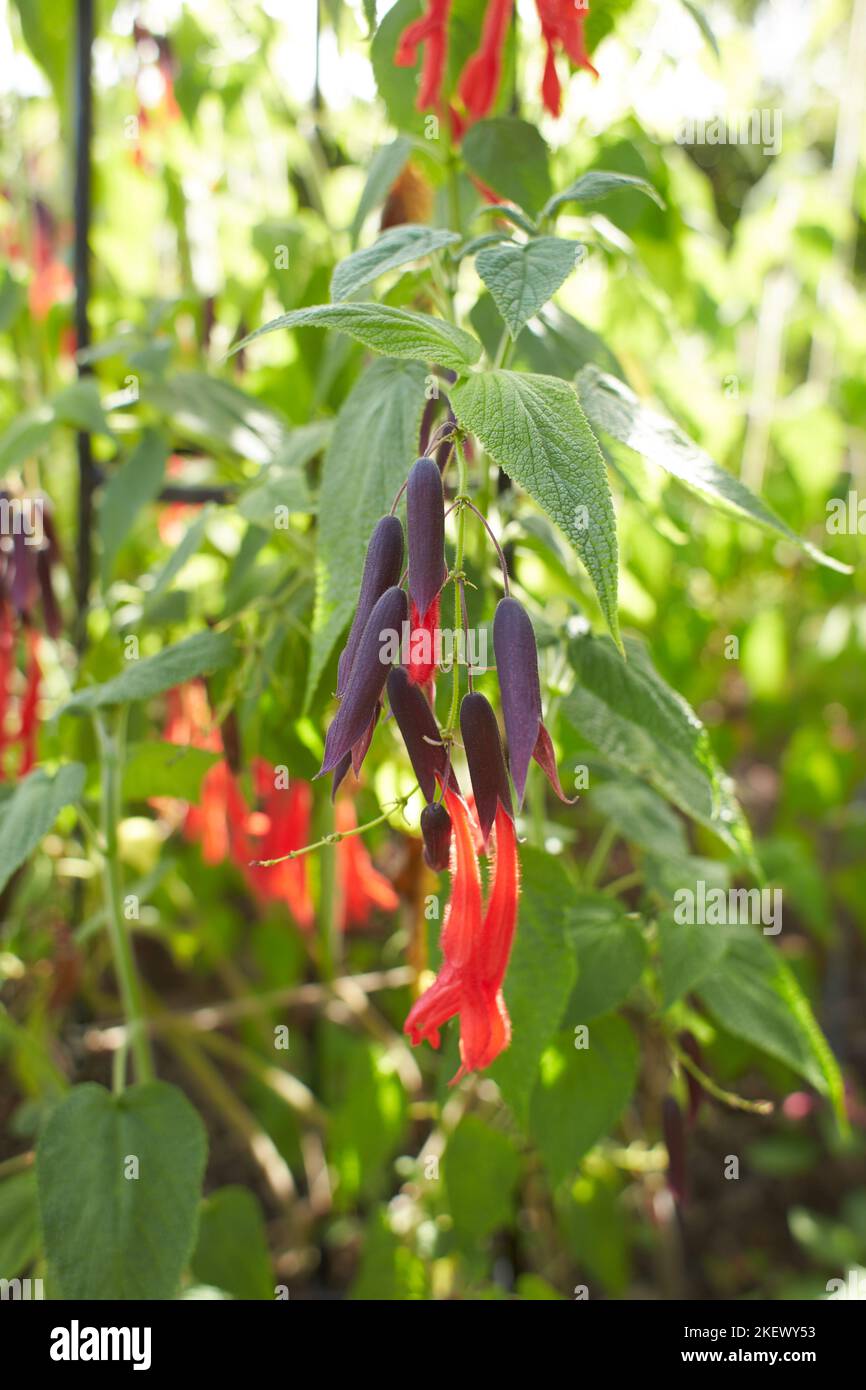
[394,0,453,112]
[438,786,484,969]
[18,628,41,776]
[407,594,440,687]
[405,788,482,1049]
[535,0,598,117]
[336,799,399,928]
[457,0,513,122]
[405,787,520,1081]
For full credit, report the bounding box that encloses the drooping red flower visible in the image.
[394,0,597,131]
[457,0,513,122]
[336,798,400,928]
[394,0,453,112]
[17,628,41,776]
[405,787,520,1080]
[406,594,440,688]
[535,0,598,117]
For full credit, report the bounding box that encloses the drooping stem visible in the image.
[315,792,340,982]
[250,791,417,867]
[73,0,95,654]
[94,708,154,1085]
[671,1038,774,1117]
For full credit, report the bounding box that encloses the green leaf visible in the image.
[190,1187,273,1300]
[515,1274,566,1300]
[0,764,85,895]
[51,381,110,433]
[0,411,54,471]
[141,508,212,619]
[471,298,625,382]
[476,237,585,340]
[577,366,852,574]
[646,853,730,907]
[565,896,648,1022]
[306,357,426,705]
[60,631,235,715]
[0,382,110,470]
[680,0,720,58]
[10,0,72,111]
[542,171,664,219]
[444,1115,521,1242]
[0,1171,42,1278]
[530,1017,639,1186]
[451,369,620,644]
[146,373,289,465]
[350,1207,428,1300]
[463,118,553,214]
[592,778,688,857]
[697,929,846,1122]
[563,631,754,860]
[37,1081,207,1299]
[490,847,579,1126]
[321,1027,408,1208]
[657,914,729,1007]
[232,303,481,374]
[238,420,329,525]
[123,742,221,803]
[370,0,426,135]
[332,225,460,302]
[557,1170,630,1294]
[473,204,539,236]
[99,430,168,586]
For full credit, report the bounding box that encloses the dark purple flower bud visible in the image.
[351,703,380,778]
[459,692,512,846]
[11,530,37,617]
[318,585,406,777]
[662,1096,687,1205]
[336,514,404,696]
[421,801,452,871]
[331,751,352,800]
[493,596,576,808]
[331,703,381,800]
[677,1031,705,1127]
[36,548,62,639]
[387,665,456,803]
[406,456,446,623]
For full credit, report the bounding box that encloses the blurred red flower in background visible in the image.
[394,0,597,130]
[161,683,399,934]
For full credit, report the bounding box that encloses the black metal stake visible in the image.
[73,0,94,653]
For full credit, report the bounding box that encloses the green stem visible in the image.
[94,708,154,1085]
[315,793,340,982]
[250,791,416,867]
[583,821,617,888]
[671,1039,774,1116]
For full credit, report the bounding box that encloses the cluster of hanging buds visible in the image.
[0,491,62,779]
[316,426,573,1079]
[395,0,597,134]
